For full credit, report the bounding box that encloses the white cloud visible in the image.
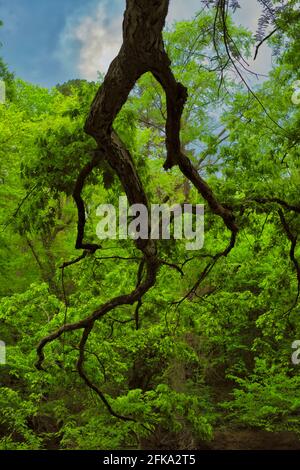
[57,2,123,80]
[57,0,203,80]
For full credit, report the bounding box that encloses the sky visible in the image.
[0,0,272,88]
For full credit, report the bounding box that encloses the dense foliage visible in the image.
[1,4,300,450]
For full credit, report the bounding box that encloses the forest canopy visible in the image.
[1,0,300,451]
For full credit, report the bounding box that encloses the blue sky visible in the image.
[0,0,271,88]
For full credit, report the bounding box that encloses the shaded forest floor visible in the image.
[199,429,300,450]
[141,426,300,450]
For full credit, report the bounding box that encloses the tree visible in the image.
[1,0,300,450]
